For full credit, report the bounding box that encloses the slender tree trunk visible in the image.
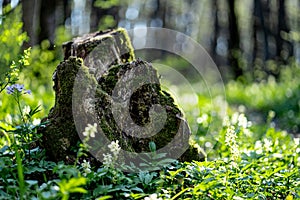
[276,0,293,63]
[22,0,41,47]
[39,0,56,45]
[252,0,258,78]
[261,0,270,61]
[211,0,219,62]
[227,0,243,79]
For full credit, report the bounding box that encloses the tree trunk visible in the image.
[211,0,219,64]
[276,0,293,63]
[227,0,243,79]
[40,29,135,163]
[22,0,41,47]
[40,28,201,167]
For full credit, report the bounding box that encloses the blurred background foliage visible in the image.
[0,0,300,134]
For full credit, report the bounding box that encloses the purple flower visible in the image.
[15,84,24,92]
[6,84,31,95]
[24,90,31,95]
[6,85,15,94]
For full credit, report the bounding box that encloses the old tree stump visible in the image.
[40,28,201,168]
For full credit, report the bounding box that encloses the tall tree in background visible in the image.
[276,0,293,63]
[227,0,243,78]
[252,0,270,63]
[39,0,56,45]
[22,0,40,47]
[22,0,70,47]
[211,0,223,69]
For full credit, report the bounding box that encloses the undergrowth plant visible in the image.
[0,13,299,198]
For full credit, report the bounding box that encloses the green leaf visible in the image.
[149,141,156,152]
[96,195,113,200]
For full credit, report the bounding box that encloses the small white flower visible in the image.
[108,140,121,157]
[243,128,252,137]
[144,193,162,200]
[256,149,263,154]
[225,126,237,146]
[103,153,113,167]
[222,116,231,127]
[23,105,31,116]
[81,160,91,176]
[229,161,238,169]
[231,112,239,125]
[255,140,262,149]
[231,144,240,160]
[32,118,41,126]
[225,126,240,160]
[237,114,248,129]
[83,123,97,138]
[5,114,12,124]
[263,138,273,152]
[294,138,300,146]
[197,114,208,126]
[81,159,91,169]
[52,185,60,191]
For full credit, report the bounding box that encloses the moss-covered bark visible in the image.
[40,28,201,164]
[94,59,202,162]
[40,57,81,162]
[40,28,135,162]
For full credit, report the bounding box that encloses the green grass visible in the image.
[1,67,300,199]
[0,7,299,199]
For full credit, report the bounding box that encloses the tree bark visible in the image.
[227,0,243,79]
[40,29,135,163]
[211,0,219,63]
[22,0,41,47]
[276,0,293,63]
[40,28,201,166]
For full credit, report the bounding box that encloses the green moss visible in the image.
[41,29,201,163]
[41,57,96,162]
[95,60,190,154]
[116,27,135,62]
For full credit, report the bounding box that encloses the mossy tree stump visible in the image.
[40,28,201,165]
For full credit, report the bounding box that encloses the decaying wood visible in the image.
[40,28,201,164]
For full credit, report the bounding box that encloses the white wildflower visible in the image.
[32,118,41,126]
[222,116,231,127]
[81,159,91,176]
[225,125,240,160]
[103,153,113,167]
[23,105,31,116]
[5,114,12,124]
[238,105,246,113]
[102,140,122,168]
[268,110,276,119]
[108,140,121,157]
[83,123,97,138]
[197,114,209,126]
[294,138,300,146]
[229,161,238,169]
[144,193,162,200]
[52,185,60,191]
[255,140,262,149]
[231,112,239,125]
[237,113,249,129]
[243,128,252,137]
[263,138,273,152]
[225,126,237,146]
[256,149,263,154]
